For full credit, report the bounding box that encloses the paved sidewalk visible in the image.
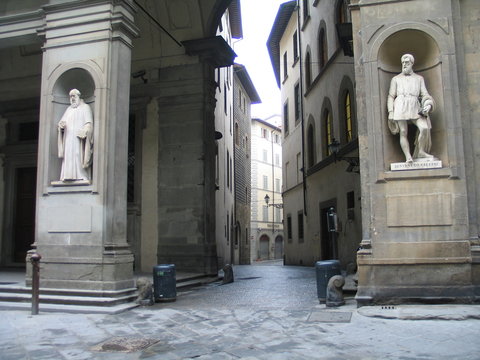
[1,263,479,359]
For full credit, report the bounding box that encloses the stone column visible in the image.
[154,37,236,275]
[33,0,138,292]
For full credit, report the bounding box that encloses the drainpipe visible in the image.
[296,1,307,216]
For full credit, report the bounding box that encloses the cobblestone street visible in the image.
[1,262,479,359]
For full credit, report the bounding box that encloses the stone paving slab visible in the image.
[0,264,479,359]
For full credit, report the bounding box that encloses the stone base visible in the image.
[50,180,91,186]
[355,261,480,306]
[356,285,480,307]
[28,254,134,291]
[390,158,442,171]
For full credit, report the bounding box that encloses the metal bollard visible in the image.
[30,253,42,315]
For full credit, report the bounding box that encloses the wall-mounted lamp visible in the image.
[132,70,148,84]
[264,194,283,209]
[328,138,360,173]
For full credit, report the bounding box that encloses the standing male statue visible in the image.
[387,54,435,163]
[57,89,94,181]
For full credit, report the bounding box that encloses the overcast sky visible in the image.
[233,0,287,125]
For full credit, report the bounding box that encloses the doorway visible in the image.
[259,235,270,260]
[274,235,283,259]
[12,167,37,263]
[320,199,337,260]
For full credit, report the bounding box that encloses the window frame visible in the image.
[298,211,304,243]
[294,82,301,123]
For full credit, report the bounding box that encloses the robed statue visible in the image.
[57,89,93,181]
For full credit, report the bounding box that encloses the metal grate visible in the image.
[91,337,159,353]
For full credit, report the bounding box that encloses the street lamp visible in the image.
[328,138,360,173]
[264,194,283,209]
[264,194,283,234]
[264,194,274,234]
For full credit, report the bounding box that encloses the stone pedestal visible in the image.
[33,1,138,294]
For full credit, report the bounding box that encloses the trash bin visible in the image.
[153,264,176,302]
[315,260,341,303]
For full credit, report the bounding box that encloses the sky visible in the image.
[233,0,288,126]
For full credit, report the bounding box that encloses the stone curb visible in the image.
[357,305,480,320]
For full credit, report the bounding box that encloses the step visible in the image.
[0,285,137,297]
[0,301,138,314]
[0,292,137,306]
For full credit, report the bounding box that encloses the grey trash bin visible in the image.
[315,260,341,303]
[153,264,176,302]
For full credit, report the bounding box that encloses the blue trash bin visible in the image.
[315,260,341,303]
[153,264,176,302]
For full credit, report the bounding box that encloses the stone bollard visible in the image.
[326,275,345,307]
[30,253,42,315]
[222,264,234,284]
[136,277,154,306]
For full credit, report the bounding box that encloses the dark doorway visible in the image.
[274,235,283,259]
[259,235,269,260]
[13,167,37,263]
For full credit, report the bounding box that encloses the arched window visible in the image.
[324,109,333,156]
[305,51,312,87]
[318,27,327,69]
[338,76,356,143]
[307,123,315,168]
[344,91,352,142]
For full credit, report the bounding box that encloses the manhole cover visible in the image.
[91,337,159,353]
[308,311,352,323]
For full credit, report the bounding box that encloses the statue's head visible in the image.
[69,89,81,108]
[401,54,414,75]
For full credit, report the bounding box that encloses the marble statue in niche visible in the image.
[57,89,93,182]
[387,54,435,163]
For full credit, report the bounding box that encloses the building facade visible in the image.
[268,1,361,269]
[250,118,284,262]
[214,9,238,269]
[233,64,260,265]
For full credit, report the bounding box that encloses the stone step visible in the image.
[0,271,219,313]
[0,285,137,297]
[0,291,136,306]
[0,301,138,314]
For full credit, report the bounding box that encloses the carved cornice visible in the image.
[41,0,138,48]
[182,36,237,68]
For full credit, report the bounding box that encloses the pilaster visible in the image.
[352,0,478,305]
[34,0,138,292]
[154,36,235,275]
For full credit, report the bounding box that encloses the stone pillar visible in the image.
[33,0,138,292]
[154,37,236,275]
[351,0,478,305]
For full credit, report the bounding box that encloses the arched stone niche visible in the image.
[377,29,446,166]
[49,68,95,184]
